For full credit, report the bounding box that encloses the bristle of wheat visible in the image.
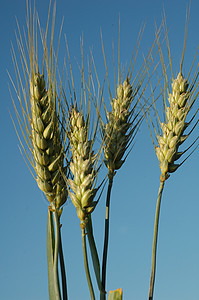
[30,72,67,210]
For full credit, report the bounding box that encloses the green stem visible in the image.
[81,226,96,300]
[101,178,113,300]
[53,211,62,300]
[148,180,165,300]
[47,210,56,300]
[59,226,68,300]
[86,215,103,293]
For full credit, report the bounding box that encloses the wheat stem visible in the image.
[47,210,55,300]
[148,180,165,300]
[101,177,113,299]
[86,215,103,293]
[53,210,62,300]
[59,226,68,300]
[81,227,96,300]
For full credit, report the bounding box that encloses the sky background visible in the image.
[0,0,198,300]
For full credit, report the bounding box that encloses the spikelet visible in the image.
[155,72,191,181]
[68,106,97,225]
[30,72,67,210]
[103,78,133,179]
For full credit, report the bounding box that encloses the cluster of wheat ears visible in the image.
[10,1,198,300]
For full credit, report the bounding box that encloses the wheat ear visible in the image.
[156,72,192,182]
[68,106,98,225]
[103,78,134,179]
[30,72,67,211]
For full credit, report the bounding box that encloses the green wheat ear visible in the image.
[30,72,67,210]
[97,24,161,181]
[60,37,103,226]
[155,72,192,181]
[10,1,68,211]
[68,106,99,223]
[146,14,199,182]
[103,77,135,178]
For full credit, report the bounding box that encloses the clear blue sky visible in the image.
[0,0,198,300]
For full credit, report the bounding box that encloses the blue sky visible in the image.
[0,0,198,300]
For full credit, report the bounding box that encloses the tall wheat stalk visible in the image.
[146,13,199,300]
[9,2,69,299]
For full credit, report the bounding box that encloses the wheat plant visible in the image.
[10,2,69,299]
[58,36,106,299]
[96,25,164,299]
[68,106,100,299]
[145,15,199,300]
